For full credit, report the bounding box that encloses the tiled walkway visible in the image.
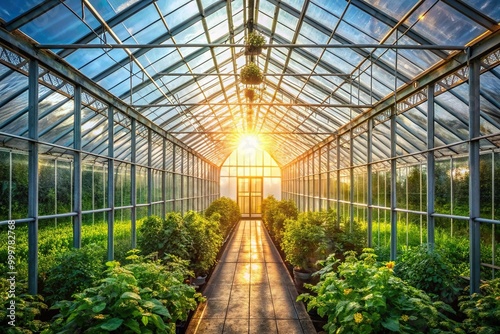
[186,220,316,334]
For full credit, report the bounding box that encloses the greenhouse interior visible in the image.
[0,0,499,333]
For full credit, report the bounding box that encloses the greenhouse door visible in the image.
[237,177,262,218]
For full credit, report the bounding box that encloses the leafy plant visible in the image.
[0,279,50,333]
[459,278,500,334]
[50,259,203,334]
[204,197,241,238]
[137,216,166,258]
[137,214,191,260]
[184,211,223,276]
[299,249,464,334]
[42,243,106,305]
[244,31,266,55]
[281,213,327,272]
[323,212,365,259]
[240,62,263,85]
[394,244,461,303]
[245,31,265,47]
[262,196,298,243]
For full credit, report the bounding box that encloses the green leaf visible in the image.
[124,318,141,334]
[92,301,106,313]
[152,304,171,318]
[121,292,141,300]
[141,315,149,326]
[100,317,123,331]
[381,316,400,332]
[150,313,166,330]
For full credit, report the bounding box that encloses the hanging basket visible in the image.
[244,31,266,55]
[244,88,256,101]
[240,62,263,85]
[245,45,263,55]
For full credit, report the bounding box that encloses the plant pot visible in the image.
[191,274,207,286]
[293,268,319,294]
[245,45,262,55]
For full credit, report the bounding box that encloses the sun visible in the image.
[238,134,261,150]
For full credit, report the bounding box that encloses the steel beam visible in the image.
[427,84,435,247]
[107,106,115,261]
[390,111,397,261]
[469,58,481,294]
[27,59,39,295]
[73,86,82,249]
[367,118,373,247]
[35,43,467,50]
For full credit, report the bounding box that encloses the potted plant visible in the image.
[245,31,266,55]
[240,62,264,85]
[281,212,327,292]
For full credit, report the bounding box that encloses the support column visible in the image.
[107,106,115,260]
[28,59,39,295]
[367,119,373,247]
[162,140,166,218]
[336,136,341,228]
[147,129,152,217]
[326,142,331,211]
[427,84,435,247]
[469,57,481,293]
[172,145,177,212]
[130,119,137,249]
[350,130,354,231]
[390,109,397,261]
[73,86,82,249]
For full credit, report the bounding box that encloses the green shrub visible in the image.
[137,214,191,260]
[459,278,500,334]
[394,244,461,303]
[299,249,464,334]
[281,213,327,272]
[51,259,203,334]
[0,279,49,333]
[184,211,223,276]
[137,216,165,258]
[42,243,106,305]
[204,197,241,238]
[262,196,298,242]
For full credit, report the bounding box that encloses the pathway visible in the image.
[186,220,317,334]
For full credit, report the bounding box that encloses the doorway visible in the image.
[237,177,263,218]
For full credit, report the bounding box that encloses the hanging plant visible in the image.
[244,87,257,101]
[240,62,263,85]
[245,31,266,55]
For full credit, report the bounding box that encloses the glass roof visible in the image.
[0,0,499,166]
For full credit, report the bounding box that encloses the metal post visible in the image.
[350,130,354,232]
[162,139,166,218]
[367,119,373,247]
[326,142,331,211]
[73,86,82,249]
[180,149,185,214]
[28,59,39,295]
[469,57,481,293]
[147,129,152,217]
[427,84,435,246]
[130,119,137,249]
[336,136,341,228]
[172,145,177,212]
[107,106,115,260]
[390,110,397,261]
